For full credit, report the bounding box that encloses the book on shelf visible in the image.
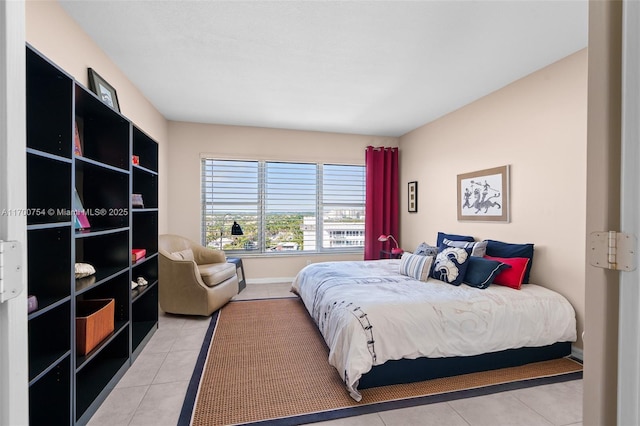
[74,122,82,157]
[73,188,91,229]
[132,248,146,263]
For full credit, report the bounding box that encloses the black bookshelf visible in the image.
[26,44,159,425]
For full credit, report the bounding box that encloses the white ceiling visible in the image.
[59,0,588,137]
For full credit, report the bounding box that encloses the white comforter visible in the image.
[291,260,577,401]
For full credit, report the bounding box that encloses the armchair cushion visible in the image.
[198,262,236,287]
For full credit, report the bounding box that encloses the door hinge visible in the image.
[589,231,637,271]
[0,240,23,303]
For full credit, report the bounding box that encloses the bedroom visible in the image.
[0,0,633,425]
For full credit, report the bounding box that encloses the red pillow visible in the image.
[483,256,530,289]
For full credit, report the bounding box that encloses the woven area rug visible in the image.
[179,298,582,426]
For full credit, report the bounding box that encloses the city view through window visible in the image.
[202,159,365,253]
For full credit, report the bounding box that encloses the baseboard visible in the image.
[571,345,583,361]
[246,277,295,285]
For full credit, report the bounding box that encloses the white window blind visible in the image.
[201,158,365,254]
[265,162,316,252]
[201,159,259,250]
[322,164,366,249]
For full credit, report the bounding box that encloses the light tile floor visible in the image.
[88,283,583,426]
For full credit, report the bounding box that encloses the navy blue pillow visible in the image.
[463,257,511,289]
[485,240,534,284]
[430,246,472,286]
[436,232,475,247]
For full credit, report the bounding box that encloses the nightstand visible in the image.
[380,250,403,259]
[226,257,246,292]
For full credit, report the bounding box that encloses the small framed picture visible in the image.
[88,68,120,112]
[408,181,418,213]
[457,165,510,222]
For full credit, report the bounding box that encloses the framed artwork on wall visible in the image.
[457,165,509,222]
[408,181,418,213]
[88,68,120,112]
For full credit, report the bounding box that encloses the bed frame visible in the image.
[359,341,572,389]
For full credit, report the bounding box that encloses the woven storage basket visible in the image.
[76,298,115,356]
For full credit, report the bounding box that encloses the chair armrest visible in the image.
[158,253,213,316]
[160,256,206,286]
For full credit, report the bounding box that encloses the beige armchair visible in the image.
[159,234,238,316]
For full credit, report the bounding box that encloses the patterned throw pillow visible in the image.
[443,238,487,257]
[436,232,474,247]
[463,257,511,289]
[430,247,471,286]
[414,242,438,257]
[399,252,434,282]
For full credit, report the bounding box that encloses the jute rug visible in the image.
[179,298,582,426]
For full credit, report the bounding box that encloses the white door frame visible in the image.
[0,1,28,425]
[618,0,640,424]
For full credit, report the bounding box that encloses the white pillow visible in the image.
[399,252,434,282]
[171,248,194,261]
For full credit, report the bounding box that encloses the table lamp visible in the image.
[378,234,403,255]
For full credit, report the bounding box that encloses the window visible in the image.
[201,159,365,254]
[321,164,365,249]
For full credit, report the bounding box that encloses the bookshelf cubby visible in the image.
[131,126,159,359]
[26,44,159,425]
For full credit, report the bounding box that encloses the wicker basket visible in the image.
[76,298,115,356]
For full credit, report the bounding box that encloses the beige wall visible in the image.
[167,121,398,280]
[399,49,588,350]
[25,0,169,233]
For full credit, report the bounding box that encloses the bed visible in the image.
[291,259,577,401]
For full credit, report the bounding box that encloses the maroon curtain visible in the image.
[364,146,399,260]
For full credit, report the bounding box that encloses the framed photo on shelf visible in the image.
[457,165,510,222]
[88,68,120,112]
[408,181,418,213]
